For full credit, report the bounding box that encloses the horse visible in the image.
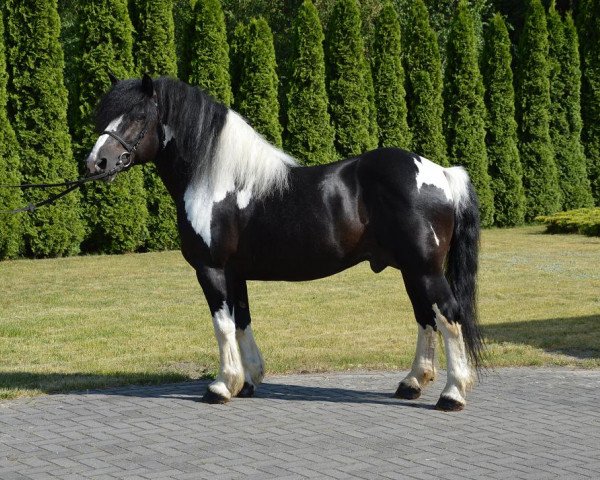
[86,74,483,411]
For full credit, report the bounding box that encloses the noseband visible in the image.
[100,123,149,171]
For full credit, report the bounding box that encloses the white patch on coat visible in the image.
[236,325,264,386]
[429,223,440,246]
[432,304,474,405]
[162,125,174,148]
[184,110,296,247]
[443,166,470,212]
[88,115,124,163]
[236,187,253,209]
[399,324,437,391]
[414,155,452,201]
[208,302,245,399]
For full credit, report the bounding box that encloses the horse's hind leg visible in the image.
[433,303,474,411]
[398,273,474,410]
[395,324,437,399]
[395,273,438,400]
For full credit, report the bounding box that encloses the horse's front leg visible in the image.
[196,267,245,403]
[232,280,265,398]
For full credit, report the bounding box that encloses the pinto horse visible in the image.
[86,75,483,411]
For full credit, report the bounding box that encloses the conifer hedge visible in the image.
[444,1,493,226]
[0,8,22,259]
[4,0,84,257]
[404,0,447,165]
[232,18,283,147]
[132,0,180,251]
[482,14,525,226]
[132,0,178,77]
[73,0,148,254]
[188,0,233,106]
[372,2,410,150]
[547,5,593,210]
[515,0,561,221]
[578,0,600,204]
[325,0,377,158]
[285,0,335,165]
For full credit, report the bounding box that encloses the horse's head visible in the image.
[86,74,162,181]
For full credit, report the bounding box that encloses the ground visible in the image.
[1,368,599,479]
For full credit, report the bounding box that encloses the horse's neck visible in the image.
[188,109,295,198]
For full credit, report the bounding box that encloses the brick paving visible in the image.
[1,368,599,479]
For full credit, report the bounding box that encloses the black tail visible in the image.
[444,167,484,369]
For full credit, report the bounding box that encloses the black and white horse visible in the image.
[86,75,483,411]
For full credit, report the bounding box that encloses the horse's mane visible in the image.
[96,77,297,198]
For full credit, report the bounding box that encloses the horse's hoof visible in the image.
[201,389,230,404]
[237,382,255,398]
[395,383,422,400]
[435,396,465,412]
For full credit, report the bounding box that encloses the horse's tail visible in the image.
[443,166,484,369]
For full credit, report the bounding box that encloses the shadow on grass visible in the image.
[484,314,600,360]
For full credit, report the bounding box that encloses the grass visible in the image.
[1,226,599,399]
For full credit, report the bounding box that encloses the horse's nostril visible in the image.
[96,158,108,171]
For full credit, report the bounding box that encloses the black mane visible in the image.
[96,77,228,174]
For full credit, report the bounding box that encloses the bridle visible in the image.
[99,120,149,173]
[1,101,159,214]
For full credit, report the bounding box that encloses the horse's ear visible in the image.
[108,71,119,86]
[141,73,154,98]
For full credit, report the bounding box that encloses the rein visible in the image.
[0,165,127,214]
[0,119,151,215]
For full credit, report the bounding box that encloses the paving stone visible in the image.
[0,368,599,479]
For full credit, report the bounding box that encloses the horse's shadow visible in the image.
[0,371,435,409]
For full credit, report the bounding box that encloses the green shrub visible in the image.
[131,0,179,251]
[515,0,561,220]
[325,0,377,157]
[372,2,410,149]
[285,0,335,165]
[232,18,282,147]
[547,5,593,210]
[404,0,447,165]
[188,0,233,106]
[537,208,600,236]
[73,0,149,254]
[4,0,84,257]
[444,0,494,226]
[0,7,22,259]
[482,13,526,227]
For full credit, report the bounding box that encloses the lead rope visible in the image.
[0,165,126,214]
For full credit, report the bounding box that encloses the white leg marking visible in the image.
[400,324,437,391]
[209,302,245,399]
[433,304,474,405]
[236,325,265,386]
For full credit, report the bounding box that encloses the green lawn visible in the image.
[1,226,599,399]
